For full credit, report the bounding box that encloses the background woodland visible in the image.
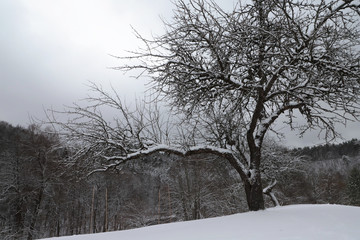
[1,121,359,239]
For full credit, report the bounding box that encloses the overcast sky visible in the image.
[0,0,358,148]
[0,0,173,124]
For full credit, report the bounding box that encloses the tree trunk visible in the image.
[27,184,45,240]
[245,181,265,210]
[56,219,60,237]
[90,186,95,233]
[104,187,108,232]
[243,168,265,211]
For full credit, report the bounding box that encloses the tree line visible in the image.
[1,120,360,239]
[293,139,360,161]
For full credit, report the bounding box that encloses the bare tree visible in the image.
[0,122,68,239]
[52,0,360,211]
[115,0,360,211]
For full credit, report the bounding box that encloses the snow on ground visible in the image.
[41,204,360,240]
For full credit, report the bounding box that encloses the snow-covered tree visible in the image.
[0,122,68,239]
[52,0,360,211]
[118,0,360,210]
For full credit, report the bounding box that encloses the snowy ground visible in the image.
[41,204,360,240]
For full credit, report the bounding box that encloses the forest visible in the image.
[1,120,359,239]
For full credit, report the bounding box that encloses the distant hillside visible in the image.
[1,120,360,239]
[293,139,360,162]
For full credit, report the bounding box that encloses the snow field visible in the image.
[41,204,360,240]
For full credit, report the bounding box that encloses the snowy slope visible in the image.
[41,204,360,240]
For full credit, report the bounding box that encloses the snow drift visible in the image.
[41,204,360,240]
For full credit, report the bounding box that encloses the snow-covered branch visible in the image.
[263,180,280,207]
[99,144,249,183]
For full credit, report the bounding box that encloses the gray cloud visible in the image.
[0,0,164,125]
[0,0,358,148]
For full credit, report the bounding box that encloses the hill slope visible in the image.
[42,204,360,240]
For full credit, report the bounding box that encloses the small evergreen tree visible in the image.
[347,167,360,206]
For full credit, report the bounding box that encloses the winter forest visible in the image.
[1,121,360,239]
[1,0,360,239]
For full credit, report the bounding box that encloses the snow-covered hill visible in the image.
[41,204,360,240]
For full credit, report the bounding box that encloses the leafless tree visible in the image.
[52,0,360,211]
[116,0,360,211]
